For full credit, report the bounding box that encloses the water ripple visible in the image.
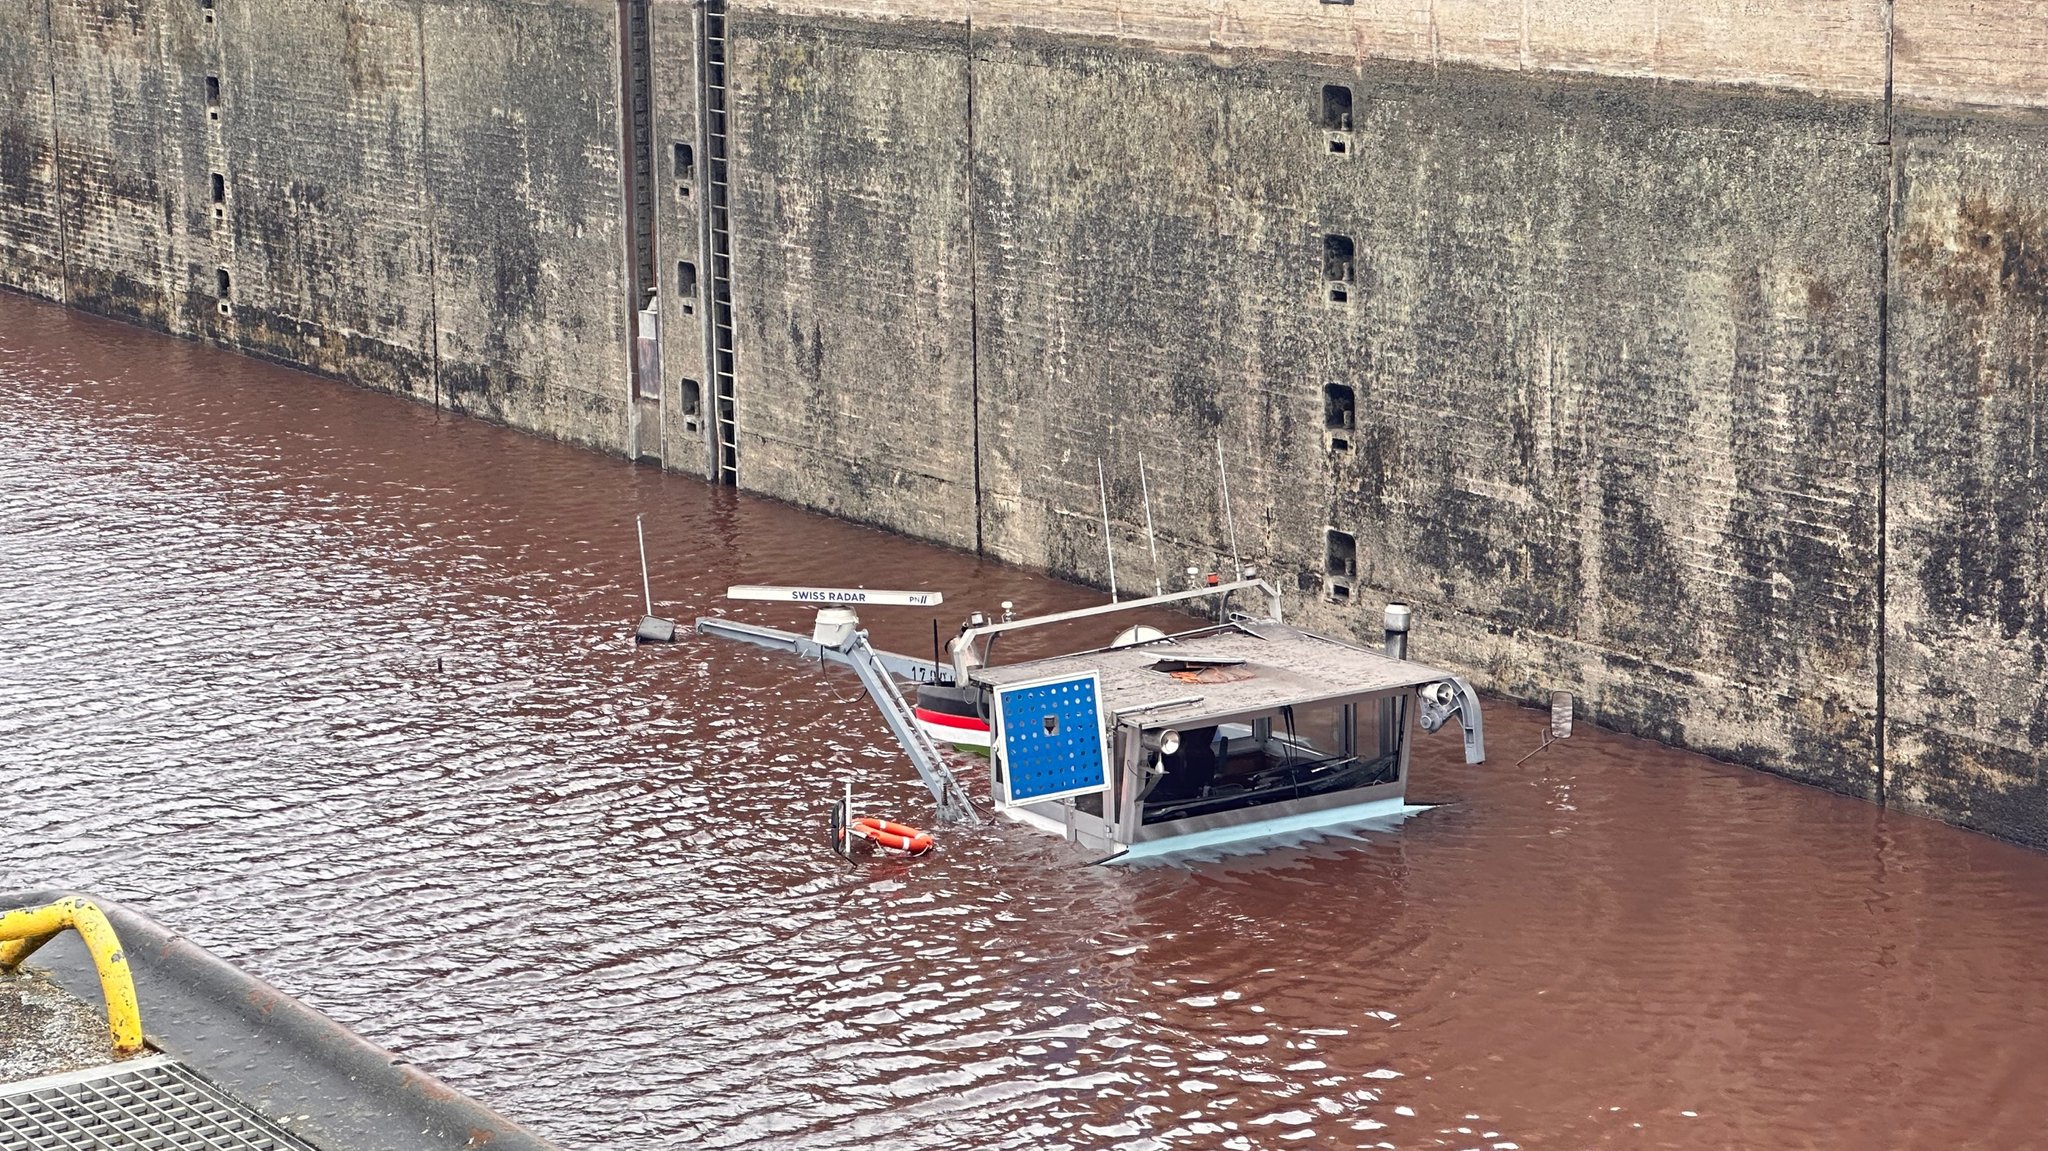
[7,295,2048,1150]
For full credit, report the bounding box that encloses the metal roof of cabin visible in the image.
[967,622,1452,725]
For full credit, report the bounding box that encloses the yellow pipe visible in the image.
[0,898,145,1058]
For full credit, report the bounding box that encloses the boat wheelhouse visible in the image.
[969,620,1470,858]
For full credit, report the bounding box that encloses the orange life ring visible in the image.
[851,816,934,854]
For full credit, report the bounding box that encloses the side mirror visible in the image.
[1417,677,1486,764]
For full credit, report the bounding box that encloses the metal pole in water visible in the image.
[1216,441,1242,582]
[1138,453,1163,597]
[1098,458,1119,603]
[635,514,655,618]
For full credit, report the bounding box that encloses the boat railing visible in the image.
[952,578,1283,681]
[1,896,144,1057]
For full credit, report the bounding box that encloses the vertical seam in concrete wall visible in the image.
[617,0,645,452]
[1875,0,1896,805]
[966,9,984,554]
[40,0,68,304]
[416,0,442,412]
[646,2,666,466]
[213,0,236,342]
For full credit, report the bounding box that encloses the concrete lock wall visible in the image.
[717,0,2048,846]
[0,0,637,452]
[3,0,2046,846]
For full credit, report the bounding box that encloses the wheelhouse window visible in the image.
[1140,695,1399,825]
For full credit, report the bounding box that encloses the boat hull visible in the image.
[913,704,991,750]
[911,683,992,751]
[998,794,1430,862]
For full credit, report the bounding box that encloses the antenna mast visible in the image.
[635,514,655,618]
[1097,458,1119,603]
[1216,441,1242,582]
[1138,452,1163,596]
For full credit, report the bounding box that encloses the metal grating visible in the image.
[0,1055,319,1151]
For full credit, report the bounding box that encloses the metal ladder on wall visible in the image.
[625,0,656,314]
[700,0,740,484]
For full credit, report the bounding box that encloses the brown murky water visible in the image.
[5,291,2048,1150]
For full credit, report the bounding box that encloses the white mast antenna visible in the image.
[1138,452,1163,596]
[1216,441,1242,582]
[1097,458,1119,603]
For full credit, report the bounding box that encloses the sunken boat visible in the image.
[696,579,1485,862]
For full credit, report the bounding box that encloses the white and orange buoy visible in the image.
[849,816,935,855]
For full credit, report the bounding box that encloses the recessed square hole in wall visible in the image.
[678,377,701,415]
[1324,234,1354,303]
[1322,84,1353,155]
[676,183,692,202]
[1323,382,1355,450]
[676,261,698,314]
[1320,84,1352,131]
[673,141,694,181]
[1325,528,1357,602]
[206,75,220,119]
[201,0,214,21]
[210,172,224,203]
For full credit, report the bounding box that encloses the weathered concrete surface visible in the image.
[963,33,1886,795]
[43,0,204,334]
[1886,107,2048,843]
[221,0,436,399]
[743,0,1888,97]
[1895,0,2048,110]
[0,968,117,1083]
[651,0,715,475]
[421,0,633,451]
[0,4,63,301]
[3,0,636,454]
[726,11,980,548]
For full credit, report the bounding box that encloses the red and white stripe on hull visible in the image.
[914,706,992,749]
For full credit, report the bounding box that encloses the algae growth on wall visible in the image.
[0,0,636,452]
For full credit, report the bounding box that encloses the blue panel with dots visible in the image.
[994,673,1109,805]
